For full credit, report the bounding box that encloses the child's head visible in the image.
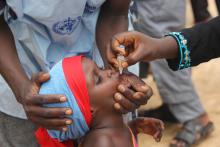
[39,56,120,141]
[82,57,120,112]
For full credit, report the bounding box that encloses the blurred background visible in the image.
[139,0,220,146]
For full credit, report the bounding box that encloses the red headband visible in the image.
[62,55,91,126]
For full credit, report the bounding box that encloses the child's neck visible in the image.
[90,108,125,130]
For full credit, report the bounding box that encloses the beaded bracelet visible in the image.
[166,32,191,70]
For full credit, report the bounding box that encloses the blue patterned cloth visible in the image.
[39,59,89,141]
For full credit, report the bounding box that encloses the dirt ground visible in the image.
[139,0,220,147]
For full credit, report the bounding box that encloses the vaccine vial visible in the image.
[117,55,125,74]
[117,45,126,74]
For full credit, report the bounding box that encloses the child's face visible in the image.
[82,57,120,109]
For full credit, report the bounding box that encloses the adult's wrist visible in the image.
[1,67,32,104]
[155,36,179,60]
[17,79,32,104]
[165,32,191,70]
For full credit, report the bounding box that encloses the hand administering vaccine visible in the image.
[107,31,178,69]
[105,37,155,113]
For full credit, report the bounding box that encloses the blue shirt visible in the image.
[0,0,105,119]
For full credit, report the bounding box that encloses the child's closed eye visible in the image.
[96,76,102,84]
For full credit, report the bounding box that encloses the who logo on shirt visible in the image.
[53,16,81,35]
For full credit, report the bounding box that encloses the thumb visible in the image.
[31,72,50,86]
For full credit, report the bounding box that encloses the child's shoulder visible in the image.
[80,130,115,147]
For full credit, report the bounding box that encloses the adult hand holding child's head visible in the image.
[20,72,73,131]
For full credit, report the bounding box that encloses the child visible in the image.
[35,55,164,147]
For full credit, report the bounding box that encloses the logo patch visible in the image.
[53,17,81,35]
[84,3,97,14]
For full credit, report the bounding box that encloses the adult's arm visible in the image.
[109,16,220,71]
[167,16,220,70]
[96,0,130,66]
[181,16,220,66]
[0,11,71,130]
[96,0,152,113]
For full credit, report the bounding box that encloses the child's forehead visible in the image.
[82,57,98,73]
[82,57,96,66]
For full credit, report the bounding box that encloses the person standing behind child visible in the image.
[128,0,212,147]
[190,0,220,23]
[0,0,151,147]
